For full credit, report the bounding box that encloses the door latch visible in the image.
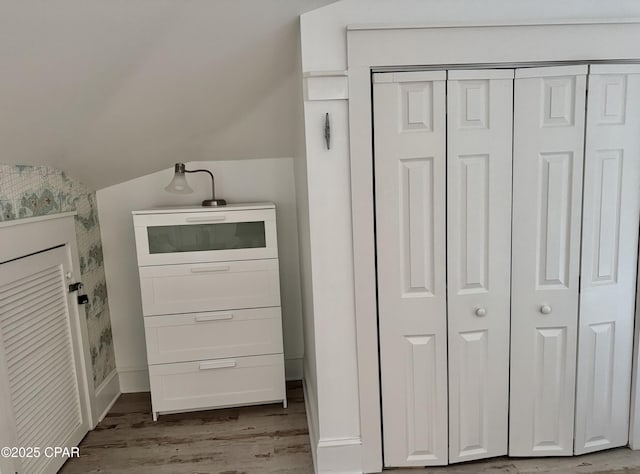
[68,282,89,305]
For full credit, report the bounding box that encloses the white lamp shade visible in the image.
[165,171,194,194]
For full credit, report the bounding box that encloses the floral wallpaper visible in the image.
[0,164,116,388]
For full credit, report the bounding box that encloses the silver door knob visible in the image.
[475,307,487,317]
[540,304,552,315]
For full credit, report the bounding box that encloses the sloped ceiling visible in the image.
[0,0,335,190]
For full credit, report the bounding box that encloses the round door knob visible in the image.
[475,307,487,317]
[540,304,552,315]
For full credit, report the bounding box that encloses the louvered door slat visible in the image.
[23,412,80,474]
[0,245,87,474]
[17,378,79,444]
[9,341,71,388]
[0,271,61,311]
[12,355,75,412]
[7,325,69,376]
[0,287,63,324]
[5,312,67,357]
[0,267,59,300]
[5,322,67,369]
[3,305,66,342]
[2,290,65,324]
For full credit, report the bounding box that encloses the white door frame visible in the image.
[345,20,640,471]
[0,213,96,429]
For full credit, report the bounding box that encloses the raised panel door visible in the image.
[447,69,514,463]
[373,70,448,467]
[574,64,640,454]
[509,65,587,456]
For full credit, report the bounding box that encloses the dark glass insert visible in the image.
[147,221,266,254]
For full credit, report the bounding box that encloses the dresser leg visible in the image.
[283,398,288,409]
[153,412,158,422]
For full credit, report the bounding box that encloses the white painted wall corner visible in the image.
[118,367,150,393]
[285,357,304,381]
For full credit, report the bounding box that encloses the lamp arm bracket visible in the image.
[185,168,216,198]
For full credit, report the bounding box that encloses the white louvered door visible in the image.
[574,64,640,454]
[374,71,448,467]
[0,245,90,474]
[446,69,514,463]
[509,65,588,456]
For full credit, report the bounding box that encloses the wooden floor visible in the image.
[61,381,640,473]
[61,381,313,474]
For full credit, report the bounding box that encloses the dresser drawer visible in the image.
[148,354,285,414]
[144,307,283,364]
[138,259,281,315]
[133,208,278,266]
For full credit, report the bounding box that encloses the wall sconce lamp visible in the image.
[164,163,227,206]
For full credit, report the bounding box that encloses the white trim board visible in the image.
[92,369,121,426]
[303,377,319,474]
[303,373,362,474]
[316,437,362,474]
[0,211,77,230]
[347,24,640,69]
[347,18,640,31]
[0,212,77,262]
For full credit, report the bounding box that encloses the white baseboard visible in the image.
[304,374,363,474]
[92,369,120,427]
[317,437,363,474]
[285,357,303,381]
[117,367,150,393]
[303,377,320,474]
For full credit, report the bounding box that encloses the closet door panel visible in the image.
[373,71,448,467]
[510,65,587,456]
[574,65,640,454]
[447,69,513,463]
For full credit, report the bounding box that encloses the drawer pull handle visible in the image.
[195,313,233,322]
[185,216,226,223]
[190,266,231,273]
[199,360,236,370]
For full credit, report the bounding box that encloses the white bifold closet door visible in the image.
[574,64,640,454]
[509,65,588,456]
[373,70,448,467]
[446,69,514,463]
[374,69,514,467]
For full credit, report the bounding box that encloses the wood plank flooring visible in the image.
[61,381,313,474]
[61,380,640,473]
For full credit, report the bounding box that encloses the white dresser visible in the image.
[132,203,287,420]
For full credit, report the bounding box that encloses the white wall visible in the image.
[97,158,303,392]
[0,0,334,190]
